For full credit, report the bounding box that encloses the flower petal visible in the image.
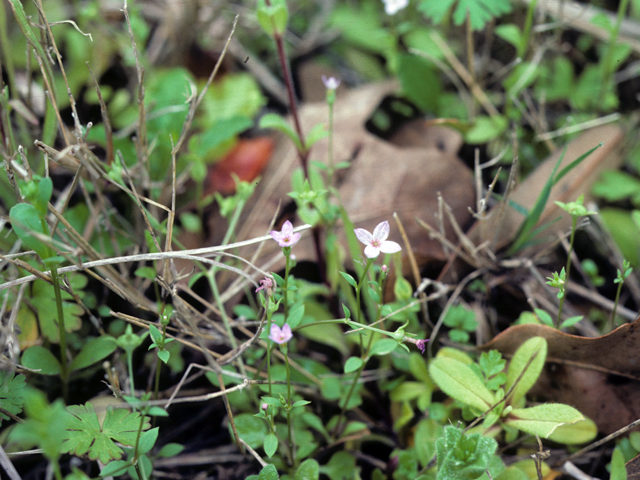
[354,228,373,246]
[281,220,294,236]
[281,324,293,343]
[372,221,390,242]
[379,240,401,254]
[364,245,381,258]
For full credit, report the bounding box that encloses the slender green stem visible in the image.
[327,99,335,188]
[283,248,292,321]
[49,265,68,398]
[611,281,623,330]
[518,0,539,58]
[127,351,135,394]
[556,216,577,326]
[283,351,296,467]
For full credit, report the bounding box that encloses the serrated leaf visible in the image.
[295,458,319,480]
[429,357,495,412]
[264,433,278,458]
[61,403,150,464]
[506,404,584,438]
[0,372,26,426]
[418,0,511,31]
[505,337,547,406]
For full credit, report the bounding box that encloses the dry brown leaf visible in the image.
[627,454,640,479]
[470,123,624,254]
[480,318,640,434]
[229,82,475,276]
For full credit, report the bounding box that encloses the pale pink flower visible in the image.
[416,339,428,354]
[269,323,293,344]
[322,75,341,91]
[256,277,274,296]
[354,221,402,259]
[383,0,408,15]
[270,220,300,248]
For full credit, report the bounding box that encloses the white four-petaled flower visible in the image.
[322,75,341,91]
[270,220,301,248]
[354,220,402,259]
[269,323,293,344]
[382,0,408,15]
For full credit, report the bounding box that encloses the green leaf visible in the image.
[344,356,363,373]
[259,113,302,152]
[99,460,131,477]
[398,53,441,112]
[304,123,328,151]
[495,23,523,50]
[61,403,151,464]
[418,0,512,30]
[339,271,357,288]
[9,388,71,461]
[134,266,157,280]
[435,426,498,480]
[505,337,547,406]
[10,202,51,260]
[21,346,62,376]
[291,400,311,407]
[547,417,597,445]
[390,381,430,402]
[465,115,508,144]
[429,356,495,412]
[560,315,583,329]
[409,352,431,383]
[258,463,279,480]
[70,336,117,372]
[0,372,26,426]
[320,451,358,480]
[534,309,554,327]
[611,447,628,480]
[31,277,84,343]
[233,413,269,449]
[298,322,349,356]
[506,404,584,438]
[295,458,319,480]
[157,350,170,364]
[157,443,185,458]
[593,170,640,206]
[263,432,278,458]
[137,427,159,455]
[370,338,398,356]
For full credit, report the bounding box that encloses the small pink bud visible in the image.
[261,403,268,410]
[381,265,388,274]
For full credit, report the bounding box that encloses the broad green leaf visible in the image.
[465,115,508,144]
[593,170,640,206]
[298,322,349,356]
[259,113,303,152]
[233,413,268,449]
[429,357,495,412]
[70,336,117,372]
[344,356,363,373]
[99,460,130,477]
[611,447,627,480]
[61,403,151,464]
[398,53,441,112]
[370,338,398,356]
[505,337,547,406]
[137,427,159,455]
[320,451,358,480]
[264,433,278,458]
[31,277,84,343]
[295,458,319,480]
[409,352,431,382]
[547,417,597,445]
[258,464,279,480]
[339,271,357,289]
[21,346,62,376]
[506,404,584,438]
[157,443,185,458]
[10,203,51,260]
[390,382,430,402]
[414,419,441,468]
[435,426,498,480]
[0,372,26,426]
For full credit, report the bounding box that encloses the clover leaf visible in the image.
[0,372,26,426]
[61,403,150,464]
